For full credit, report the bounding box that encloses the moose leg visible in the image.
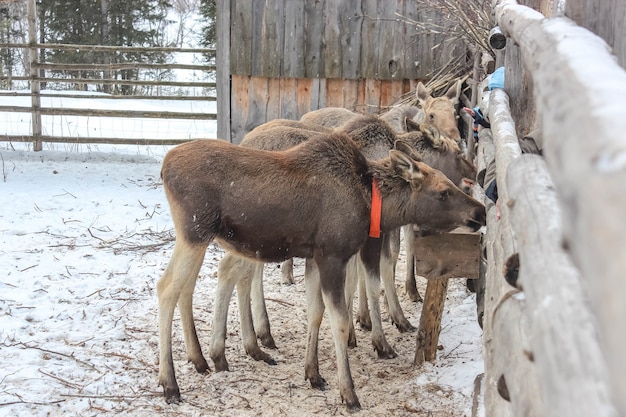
[360,238,397,359]
[382,232,416,332]
[303,258,328,390]
[237,260,277,365]
[344,255,359,348]
[355,263,372,330]
[403,224,423,303]
[316,254,361,411]
[250,262,277,348]
[157,239,207,404]
[280,258,295,285]
[209,252,241,372]
[177,257,210,374]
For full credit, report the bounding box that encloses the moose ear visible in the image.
[416,82,430,105]
[444,80,462,105]
[390,149,424,185]
[420,124,444,149]
[404,117,423,132]
[393,139,422,161]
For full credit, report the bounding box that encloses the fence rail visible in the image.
[480,1,626,416]
[0,35,218,150]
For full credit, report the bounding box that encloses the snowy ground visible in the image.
[0,142,485,416]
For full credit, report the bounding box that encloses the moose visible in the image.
[157,131,485,411]
[303,81,466,304]
[208,114,468,370]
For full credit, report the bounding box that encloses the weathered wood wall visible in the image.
[481,1,626,415]
[566,0,626,68]
[217,0,465,143]
[500,0,626,137]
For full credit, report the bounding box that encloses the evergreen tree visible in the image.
[0,2,27,89]
[38,0,171,93]
[199,0,216,64]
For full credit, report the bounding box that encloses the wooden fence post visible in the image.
[27,0,42,151]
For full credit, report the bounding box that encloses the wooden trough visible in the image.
[412,231,481,365]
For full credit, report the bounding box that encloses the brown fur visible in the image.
[157,132,485,411]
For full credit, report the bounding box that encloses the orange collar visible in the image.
[369,179,382,238]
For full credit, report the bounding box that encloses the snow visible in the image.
[0,94,485,416]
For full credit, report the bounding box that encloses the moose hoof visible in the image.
[356,316,372,331]
[345,398,362,413]
[259,333,277,349]
[307,375,328,391]
[348,334,357,348]
[248,347,277,366]
[375,345,398,360]
[211,356,230,373]
[191,358,211,374]
[163,387,182,404]
[393,319,417,333]
[407,288,423,303]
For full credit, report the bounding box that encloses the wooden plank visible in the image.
[229,1,252,75]
[339,0,362,79]
[303,0,325,78]
[342,79,359,111]
[323,1,342,79]
[482,205,515,417]
[0,106,217,120]
[483,196,545,417]
[266,77,282,121]
[494,4,626,414]
[355,80,367,113]
[491,290,545,417]
[506,155,616,417]
[279,77,299,120]
[401,0,421,79]
[256,0,283,77]
[230,74,250,144]
[503,43,537,137]
[2,42,214,54]
[282,0,305,78]
[487,89,522,191]
[245,76,268,133]
[614,0,626,68]
[364,78,381,114]
[325,78,346,108]
[375,0,403,80]
[0,135,201,146]
[27,0,41,151]
[359,0,380,80]
[412,233,480,281]
[295,78,314,118]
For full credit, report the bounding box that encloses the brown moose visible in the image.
[157,131,485,411]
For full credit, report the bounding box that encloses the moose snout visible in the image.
[467,204,487,231]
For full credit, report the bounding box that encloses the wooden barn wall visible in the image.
[229,0,450,80]
[229,75,417,143]
[220,0,466,143]
[565,0,626,69]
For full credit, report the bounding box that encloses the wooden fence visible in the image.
[0,1,217,151]
[0,42,217,150]
[479,0,626,416]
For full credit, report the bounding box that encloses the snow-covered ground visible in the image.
[0,94,485,416]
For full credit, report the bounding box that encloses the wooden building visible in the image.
[215,0,465,143]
